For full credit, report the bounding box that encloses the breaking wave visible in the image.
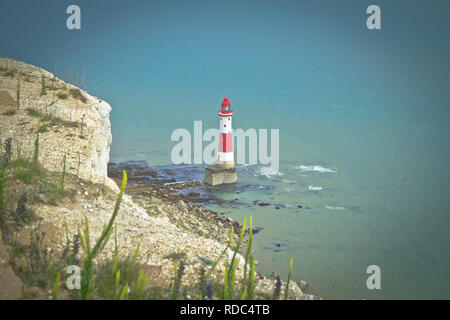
[259,166,283,178]
[325,205,345,210]
[295,165,337,173]
[238,165,282,178]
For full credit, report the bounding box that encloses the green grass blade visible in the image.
[283,258,293,300]
[207,225,234,279]
[247,257,255,300]
[171,262,178,300]
[52,272,60,300]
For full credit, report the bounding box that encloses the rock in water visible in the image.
[204,165,237,186]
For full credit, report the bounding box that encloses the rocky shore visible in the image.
[108,162,250,245]
[0,58,317,300]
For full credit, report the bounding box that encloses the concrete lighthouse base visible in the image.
[204,165,237,186]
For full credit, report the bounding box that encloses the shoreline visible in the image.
[108,161,250,246]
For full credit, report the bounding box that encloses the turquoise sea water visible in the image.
[1,0,450,299]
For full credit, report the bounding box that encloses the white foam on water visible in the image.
[237,164,259,177]
[325,205,345,210]
[295,165,337,173]
[308,185,324,191]
[259,166,283,178]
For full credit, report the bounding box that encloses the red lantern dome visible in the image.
[220,97,233,115]
[221,98,231,107]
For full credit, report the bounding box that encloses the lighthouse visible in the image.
[204,98,238,185]
[217,98,234,169]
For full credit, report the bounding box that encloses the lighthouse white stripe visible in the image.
[217,151,234,162]
[219,117,232,133]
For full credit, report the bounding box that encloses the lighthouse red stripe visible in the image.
[219,133,232,153]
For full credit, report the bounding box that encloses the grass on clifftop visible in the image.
[26,108,79,130]
[69,88,87,104]
[2,109,17,116]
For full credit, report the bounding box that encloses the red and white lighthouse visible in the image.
[217,98,234,168]
[204,97,237,185]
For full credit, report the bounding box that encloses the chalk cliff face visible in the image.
[92,99,112,179]
[0,58,115,189]
[74,93,112,183]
